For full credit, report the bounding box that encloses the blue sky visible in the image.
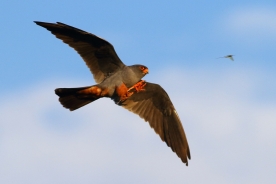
[1,1,276,183]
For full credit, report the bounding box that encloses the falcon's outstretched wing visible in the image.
[34,21,125,83]
[117,82,191,165]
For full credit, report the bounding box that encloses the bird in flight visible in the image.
[217,55,234,61]
[34,21,190,165]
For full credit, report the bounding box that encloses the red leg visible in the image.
[115,83,134,103]
[116,81,147,104]
[128,80,147,93]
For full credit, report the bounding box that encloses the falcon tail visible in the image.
[55,86,101,111]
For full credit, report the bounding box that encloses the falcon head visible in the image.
[139,65,149,74]
[130,64,149,78]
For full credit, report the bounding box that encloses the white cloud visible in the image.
[0,68,276,184]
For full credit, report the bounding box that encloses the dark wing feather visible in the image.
[117,82,191,165]
[34,21,125,83]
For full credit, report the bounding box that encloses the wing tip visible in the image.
[34,21,53,28]
[34,21,42,25]
[183,151,191,166]
[34,21,67,28]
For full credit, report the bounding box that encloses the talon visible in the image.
[128,80,147,93]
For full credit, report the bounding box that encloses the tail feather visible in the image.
[55,86,100,111]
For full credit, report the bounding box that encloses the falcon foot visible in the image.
[128,80,147,93]
[116,80,147,105]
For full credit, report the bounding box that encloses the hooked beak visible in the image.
[143,68,149,74]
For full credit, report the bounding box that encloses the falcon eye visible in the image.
[140,66,145,70]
